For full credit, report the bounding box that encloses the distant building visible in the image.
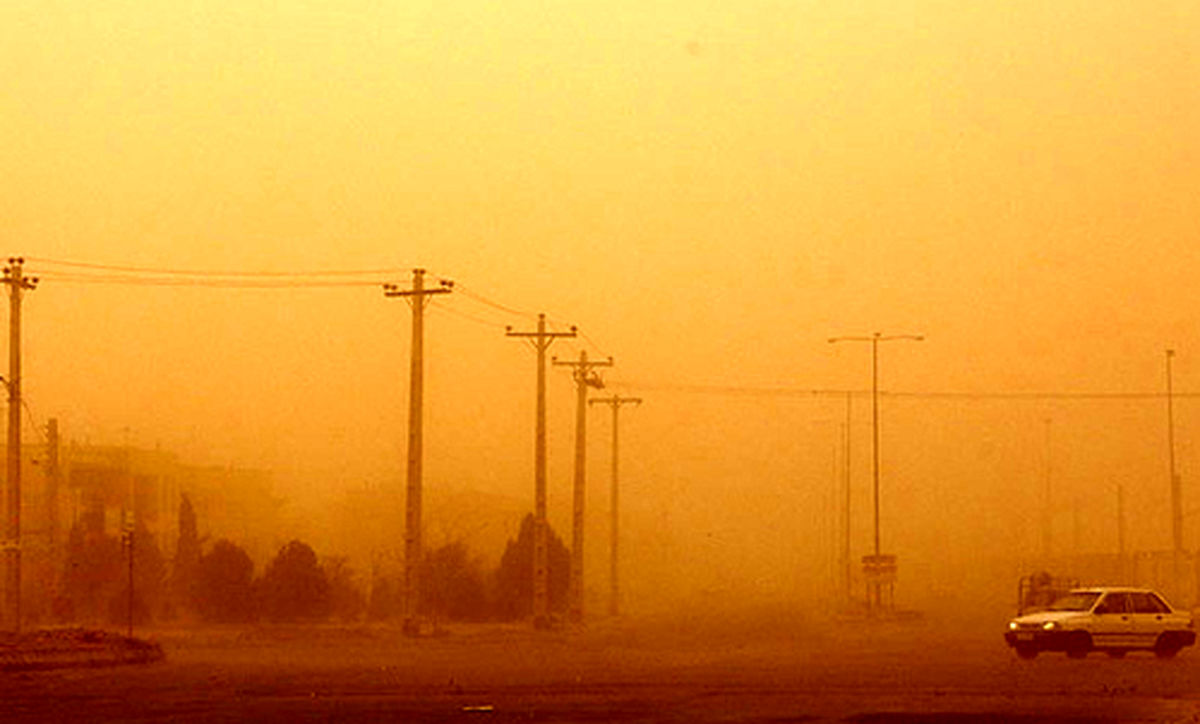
[4,427,282,623]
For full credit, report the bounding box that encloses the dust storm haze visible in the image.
[3,0,1200,632]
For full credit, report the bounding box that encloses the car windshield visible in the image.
[1046,592,1101,611]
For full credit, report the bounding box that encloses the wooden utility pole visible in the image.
[553,350,612,623]
[385,269,452,637]
[507,314,575,629]
[588,394,640,618]
[3,258,35,632]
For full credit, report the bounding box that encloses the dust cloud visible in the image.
[1,0,1199,677]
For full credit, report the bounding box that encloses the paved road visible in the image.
[3,615,1200,722]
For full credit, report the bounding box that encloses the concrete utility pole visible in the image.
[1167,349,1183,554]
[384,269,452,637]
[1042,418,1053,560]
[588,394,640,618]
[841,391,852,609]
[553,350,612,623]
[507,314,575,629]
[1117,484,1127,581]
[2,258,35,633]
[45,418,60,584]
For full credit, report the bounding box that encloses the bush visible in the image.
[421,542,490,622]
[258,540,331,622]
[491,514,569,621]
[194,539,257,623]
[322,556,366,622]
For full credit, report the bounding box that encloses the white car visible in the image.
[1005,587,1195,659]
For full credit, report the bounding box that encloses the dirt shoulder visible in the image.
[0,627,164,671]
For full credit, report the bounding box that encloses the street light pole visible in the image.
[1167,349,1182,554]
[829,332,922,615]
[829,332,923,557]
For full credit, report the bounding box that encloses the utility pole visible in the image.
[1042,418,1052,560]
[841,391,852,610]
[3,258,35,633]
[1167,349,1182,554]
[588,394,640,618]
[123,510,134,639]
[553,350,612,624]
[507,314,575,629]
[1117,484,1127,582]
[384,269,452,637]
[45,419,60,593]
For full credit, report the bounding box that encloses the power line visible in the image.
[607,381,1200,401]
[28,256,413,278]
[450,282,538,320]
[32,257,616,352]
[445,280,612,355]
[428,303,511,331]
[34,273,384,288]
[570,327,611,361]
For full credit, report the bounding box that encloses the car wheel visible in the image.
[1106,650,1126,659]
[1065,632,1092,658]
[1014,644,1038,660]
[1155,634,1181,659]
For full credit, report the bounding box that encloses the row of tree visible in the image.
[55,494,570,626]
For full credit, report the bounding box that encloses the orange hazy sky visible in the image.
[3,1,1199,587]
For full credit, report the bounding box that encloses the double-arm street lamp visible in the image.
[1167,349,1182,555]
[830,333,921,561]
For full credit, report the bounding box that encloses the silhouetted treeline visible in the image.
[368,513,570,623]
[52,501,570,627]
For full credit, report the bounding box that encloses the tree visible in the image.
[58,514,164,626]
[492,514,570,621]
[194,539,256,623]
[421,542,489,622]
[322,556,365,622]
[366,572,401,622]
[60,521,123,623]
[258,540,331,622]
[172,493,203,616]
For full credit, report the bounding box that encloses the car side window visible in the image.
[1132,592,1171,614]
[1096,593,1128,614]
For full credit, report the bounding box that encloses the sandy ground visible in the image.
[3,609,1200,722]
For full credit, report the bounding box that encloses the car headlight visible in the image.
[1042,621,1058,631]
[1009,621,1019,630]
